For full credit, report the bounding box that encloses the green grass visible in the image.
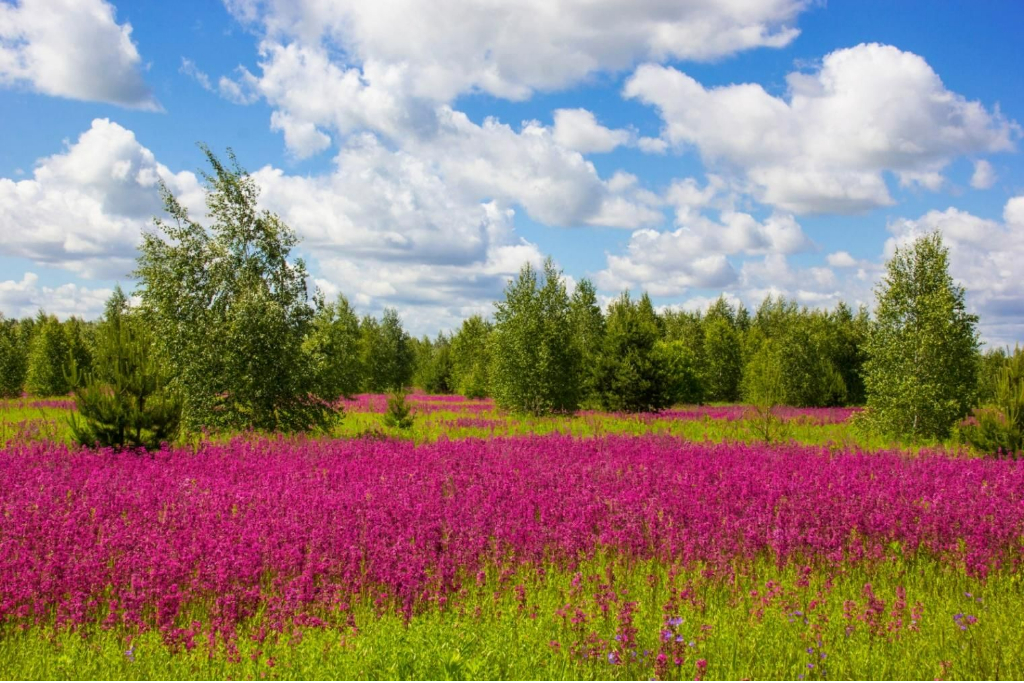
[0,399,71,446]
[332,408,963,455]
[1,553,1020,680]
[2,395,968,456]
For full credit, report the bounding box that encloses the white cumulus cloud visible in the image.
[0,272,112,320]
[970,159,997,190]
[624,43,1019,214]
[0,119,202,279]
[0,0,158,109]
[552,108,631,154]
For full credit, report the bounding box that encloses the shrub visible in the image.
[743,339,789,444]
[67,294,182,451]
[382,389,414,430]
[962,346,1024,458]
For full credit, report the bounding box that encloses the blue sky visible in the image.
[1,0,1022,343]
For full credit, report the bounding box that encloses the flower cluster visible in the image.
[1,434,1021,641]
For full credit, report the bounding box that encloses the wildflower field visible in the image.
[1,396,1022,680]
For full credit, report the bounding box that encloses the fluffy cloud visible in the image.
[885,197,1024,345]
[0,119,203,279]
[211,0,811,192]
[406,108,662,229]
[0,119,551,334]
[552,108,631,154]
[253,133,518,265]
[625,43,1019,213]
[225,0,808,104]
[0,272,112,320]
[596,189,814,297]
[0,0,158,109]
[970,159,997,190]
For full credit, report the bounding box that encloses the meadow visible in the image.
[0,395,1020,680]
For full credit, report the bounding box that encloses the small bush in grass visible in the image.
[67,290,181,451]
[962,345,1024,458]
[382,388,414,430]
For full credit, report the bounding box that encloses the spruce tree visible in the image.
[68,291,181,451]
[863,232,979,439]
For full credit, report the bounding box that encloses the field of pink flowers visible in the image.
[1,430,1022,679]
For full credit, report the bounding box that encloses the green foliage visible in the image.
[360,308,414,393]
[701,309,742,403]
[595,292,673,413]
[63,317,93,390]
[450,316,492,399]
[25,314,71,397]
[962,345,1024,457]
[67,291,181,451]
[653,339,703,405]
[382,388,414,430]
[832,302,871,405]
[977,346,1009,405]
[134,146,334,433]
[742,339,789,443]
[864,232,979,439]
[490,258,581,415]
[304,294,364,400]
[414,333,454,394]
[746,297,857,408]
[569,278,606,406]
[0,316,27,398]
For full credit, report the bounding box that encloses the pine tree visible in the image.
[303,293,364,400]
[962,345,1024,457]
[863,232,979,439]
[360,309,414,392]
[701,312,742,402]
[415,333,454,394]
[68,291,181,450]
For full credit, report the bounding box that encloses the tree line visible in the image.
[0,147,1019,455]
